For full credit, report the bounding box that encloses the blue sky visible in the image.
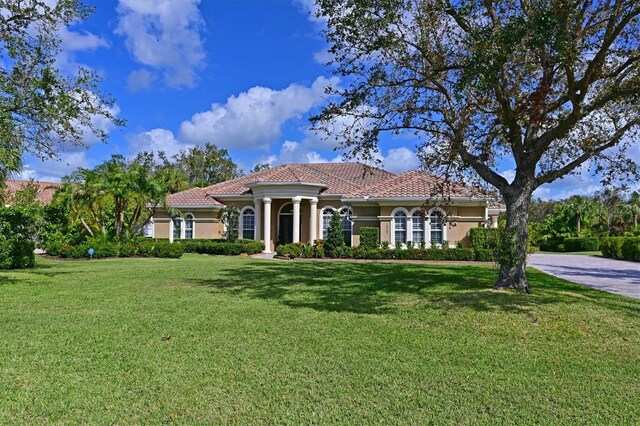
[18,0,638,200]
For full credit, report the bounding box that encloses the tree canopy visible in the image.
[314,0,640,289]
[0,0,122,180]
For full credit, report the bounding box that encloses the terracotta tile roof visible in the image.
[165,163,482,207]
[345,169,477,199]
[165,188,224,207]
[4,180,62,205]
[203,163,394,197]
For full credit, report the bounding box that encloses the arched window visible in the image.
[394,210,407,246]
[184,214,194,239]
[339,207,353,247]
[241,208,255,240]
[412,212,425,243]
[322,207,335,239]
[172,217,182,240]
[429,211,444,244]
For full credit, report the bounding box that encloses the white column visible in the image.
[292,196,301,243]
[169,219,174,243]
[309,197,318,242]
[262,197,272,253]
[254,198,261,241]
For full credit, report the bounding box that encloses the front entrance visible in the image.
[277,203,302,244]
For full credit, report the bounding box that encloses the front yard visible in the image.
[1,255,638,423]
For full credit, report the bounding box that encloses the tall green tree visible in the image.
[314,0,640,290]
[174,143,240,187]
[0,0,122,181]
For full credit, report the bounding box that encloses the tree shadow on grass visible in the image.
[188,259,640,317]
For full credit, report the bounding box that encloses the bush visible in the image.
[600,237,624,259]
[563,237,600,252]
[178,239,263,256]
[51,238,184,259]
[149,241,184,258]
[359,227,380,249]
[325,211,345,257]
[276,243,304,259]
[474,249,495,262]
[469,227,499,251]
[620,237,640,261]
[0,240,36,269]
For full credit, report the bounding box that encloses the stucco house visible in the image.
[151,162,502,253]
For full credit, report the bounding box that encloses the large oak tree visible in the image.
[313,0,640,290]
[0,0,122,180]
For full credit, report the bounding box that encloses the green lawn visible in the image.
[1,255,639,424]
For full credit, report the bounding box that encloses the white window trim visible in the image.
[240,206,256,240]
[426,207,447,246]
[320,205,337,240]
[390,207,410,248]
[184,213,195,239]
[143,217,155,238]
[409,208,425,246]
[339,206,353,247]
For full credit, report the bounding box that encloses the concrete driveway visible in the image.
[529,253,640,299]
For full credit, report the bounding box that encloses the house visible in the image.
[152,163,502,252]
[3,180,62,206]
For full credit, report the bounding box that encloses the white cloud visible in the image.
[313,48,333,64]
[127,69,156,92]
[21,152,91,182]
[500,169,516,184]
[127,128,187,158]
[179,76,339,150]
[55,25,110,73]
[115,0,206,89]
[381,147,419,173]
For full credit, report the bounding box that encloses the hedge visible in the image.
[275,243,478,261]
[359,227,380,249]
[48,239,183,259]
[0,240,36,269]
[563,237,600,252]
[177,239,264,256]
[621,237,640,261]
[469,227,499,251]
[600,237,640,261]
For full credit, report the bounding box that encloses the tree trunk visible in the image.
[495,185,533,291]
[577,214,581,234]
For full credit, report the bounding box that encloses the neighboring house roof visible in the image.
[165,163,489,207]
[204,163,394,197]
[345,169,477,199]
[4,180,62,205]
[165,187,225,207]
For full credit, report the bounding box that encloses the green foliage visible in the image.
[474,249,495,262]
[621,238,640,261]
[276,243,305,259]
[178,239,263,256]
[0,1,122,178]
[563,237,600,252]
[0,240,35,269]
[0,205,42,241]
[50,238,183,259]
[469,227,499,251]
[173,143,240,187]
[324,210,345,258]
[359,227,380,249]
[600,237,624,259]
[220,206,240,242]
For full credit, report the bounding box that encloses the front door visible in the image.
[278,203,302,244]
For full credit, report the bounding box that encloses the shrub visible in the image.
[474,249,495,262]
[0,240,35,269]
[177,239,263,256]
[563,237,600,252]
[149,241,184,258]
[469,227,499,251]
[621,237,640,261]
[600,237,624,259]
[0,205,42,241]
[276,243,304,259]
[325,211,345,258]
[359,227,379,249]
